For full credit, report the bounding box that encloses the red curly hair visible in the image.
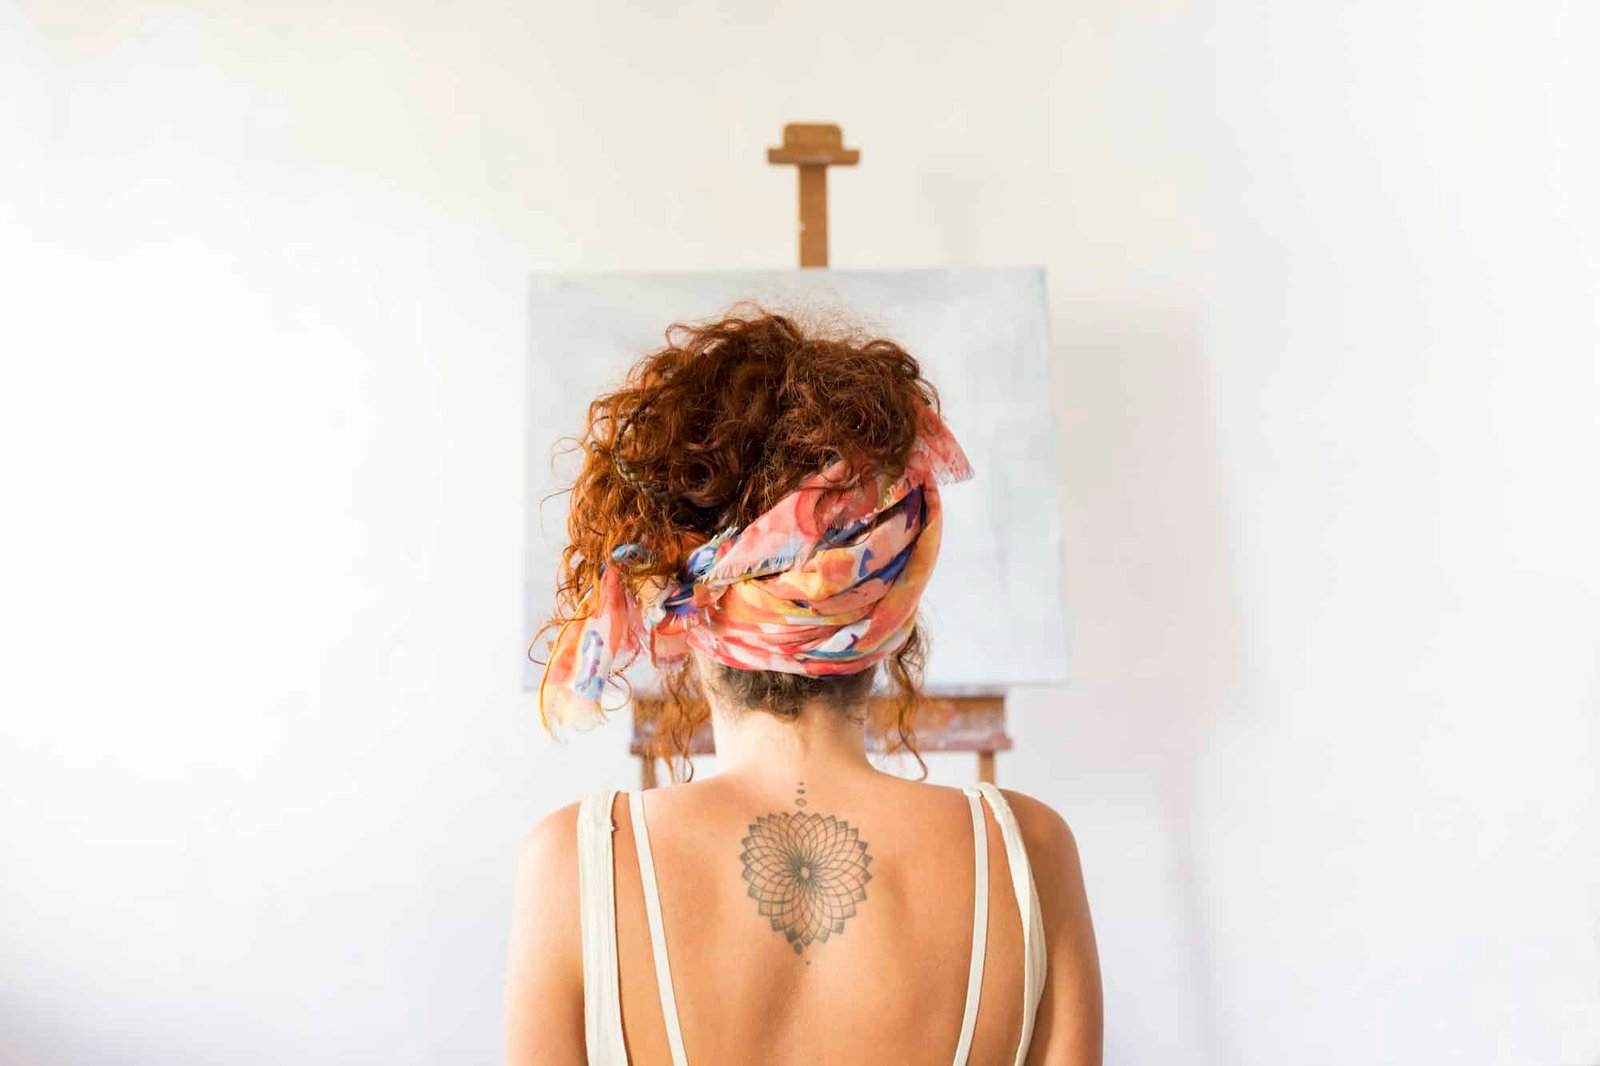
[531,303,942,780]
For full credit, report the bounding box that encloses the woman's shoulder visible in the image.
[883,778,1082,860]
[519,797,583,857]
[988,785,1082,867]
[513,791,625,909]
[513,782,1083,891]
[512,799,587,923]
[505,800,590,1061]
[987,786,1102,1060]
[514,788,631,876]
[522,782,1077,844]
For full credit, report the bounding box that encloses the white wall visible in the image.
[3,2,1596,1064]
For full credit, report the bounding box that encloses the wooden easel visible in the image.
[630,123,1014,788]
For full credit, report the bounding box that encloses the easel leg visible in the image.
[978,751,996,784]
[640,755,658,791]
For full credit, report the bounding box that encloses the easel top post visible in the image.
[766,123,861,168]
[768,123,859,268]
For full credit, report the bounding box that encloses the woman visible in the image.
[506,308,1102,1065]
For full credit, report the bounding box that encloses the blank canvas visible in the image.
[524,268,1068,693]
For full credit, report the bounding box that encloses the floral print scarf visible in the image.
[538,403,973,729]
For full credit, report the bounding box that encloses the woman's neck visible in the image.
[708,700,876,782]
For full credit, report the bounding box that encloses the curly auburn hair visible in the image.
[531,302,942,781]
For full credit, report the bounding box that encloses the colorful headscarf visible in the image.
[537,403,973,730]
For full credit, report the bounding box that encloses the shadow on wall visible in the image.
[1005,296,1244,1066]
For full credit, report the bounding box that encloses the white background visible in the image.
[3,2,1597,1064]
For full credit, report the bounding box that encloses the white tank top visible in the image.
[575,783,1048,1065]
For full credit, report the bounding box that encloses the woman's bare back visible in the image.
[505,765,1102,1065]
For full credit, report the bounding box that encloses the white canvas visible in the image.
[524,268,1068,692]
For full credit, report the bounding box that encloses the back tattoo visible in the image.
[739,782,874,955]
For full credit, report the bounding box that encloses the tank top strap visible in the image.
[951,786,990,1065]
[629,790,689,1066]
[576,790,628,1064]
[579,787,1042,1066]
[974,782,1049,1066]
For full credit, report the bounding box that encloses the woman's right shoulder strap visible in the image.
[974,783,1049,1066]
[576,790,628,1064]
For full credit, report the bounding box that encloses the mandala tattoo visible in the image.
[739,783,873,954]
